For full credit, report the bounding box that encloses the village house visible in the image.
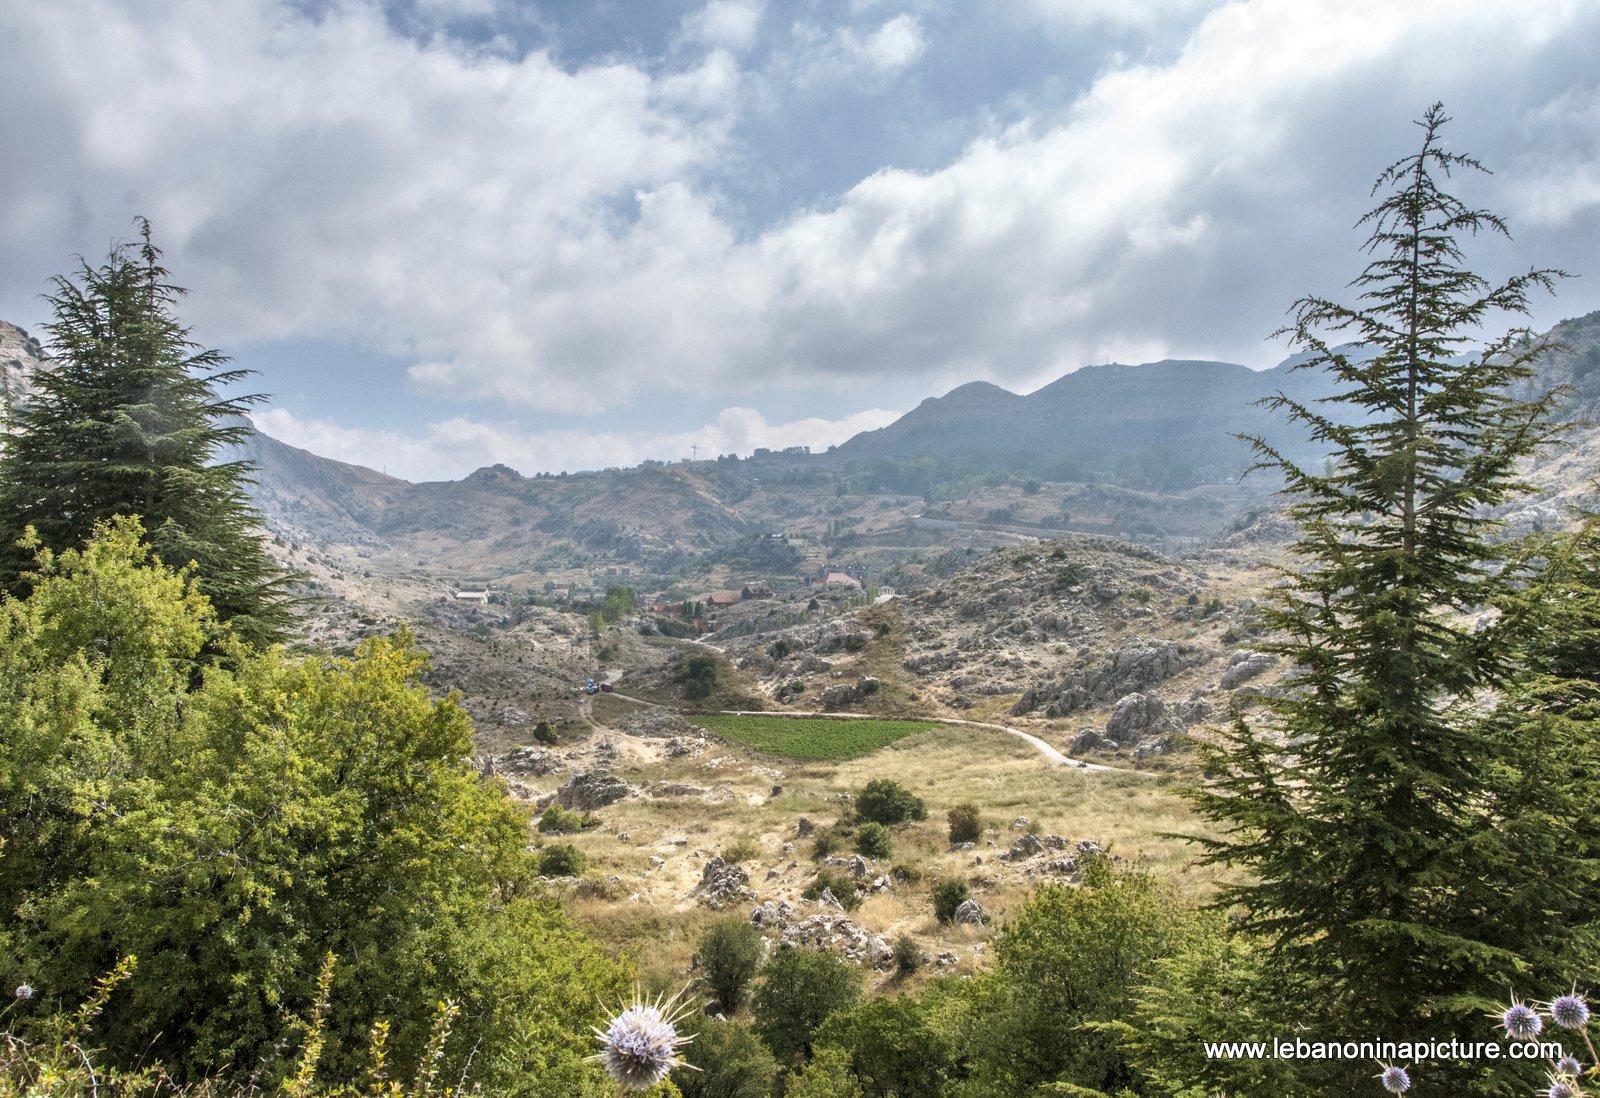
[740,582,774,600]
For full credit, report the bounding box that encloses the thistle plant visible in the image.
[1384,990,1600,1093]
[589,986,697,1094]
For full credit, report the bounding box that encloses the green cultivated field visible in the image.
[689,714,940,759]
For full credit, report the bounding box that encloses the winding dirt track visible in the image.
[602,689,1151,777]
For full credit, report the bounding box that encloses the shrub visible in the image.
[536,843,588,877]
[676,653,720,700]
[854,779,926,825]
[893,936,921,976]
[803,870,861,912]
[853,822,893,859]
[720,835,761,864]
[814,997,955,1098]
[932,879,971,924]
[947,803,982,845]
[532,719,558,745]
[537,804,597,834]
[698,919,766,1014]
[784,1046,864,1098]
[810,829,842,860]
[1053,564,1084,589]
[752,950,862,1065]
[673,1019,781,1098]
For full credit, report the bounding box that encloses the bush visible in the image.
[784,1046,863,1098]
[854,779,926,826]
[537,804,597,834]
[536,843,588,877]
[720,835,761,864]
[947,803,982,845]
[803,869,861,912]
[932,879,971,924]
[532,719,558,745]
[676,653,720,700]
[814,997,955,1098]
[853,822,893,859]
[752,950,862,1066]
[673,1019,780,1098]
[892,936,921,976]
[0,521,629,1092]
[810,829,843,860]
[698,919,766,1013]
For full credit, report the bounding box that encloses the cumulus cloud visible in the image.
[779,13,929,88]
[4,0,1598,440]
[250,404,902,482]
[680,0,766,52]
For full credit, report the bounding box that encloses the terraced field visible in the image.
[688,714,940,760]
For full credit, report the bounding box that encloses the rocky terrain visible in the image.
[0,319,48,421]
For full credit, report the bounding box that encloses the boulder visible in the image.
[1222,649,1279,688]
[1105,691,1183,747]
[556,770,634,810]
[952,899,985,926]
[693,857,753,910]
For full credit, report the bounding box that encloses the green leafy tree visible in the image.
[784,1046,864,1098]
[676,653,720,700]
[0,519,629,1094]
[673,1019,780,1098]
[698,918,766,1014]
[946,804,981,845]
[0,220,294,645]
[853,779,925,825]
[600,584,637,623]
[954,859,1187,1095]
[1186,104,1583,1085]
[814,997,954,1098]
[751,950,861,1068]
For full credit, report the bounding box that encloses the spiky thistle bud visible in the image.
[590,986,697,1092]
[1550,993,1591,1031]
[1378,1064,1411,1094]
[1503,1000,1543,1041]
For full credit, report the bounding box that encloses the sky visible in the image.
[3,0,1599,483]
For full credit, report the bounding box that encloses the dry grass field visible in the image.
[522,706,1229,995]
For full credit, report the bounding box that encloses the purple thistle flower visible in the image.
[589,986,696,1092]
[1550,994,1591,1031]
[13,985,32,1000]
[1503,1001,1544,1041]
[1557,1055,1583,1078]
[1547,1080,1577,1098]
[1378,1064,1411,1094]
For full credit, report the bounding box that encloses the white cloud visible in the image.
[250,404,902,482]
[1020,0,1222,34]
[5,0,1599,452]
[780,13,929,88]
[680,0,766,52]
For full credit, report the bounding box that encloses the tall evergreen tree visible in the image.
[0,219,293,645]
[1187,104,1586,1084]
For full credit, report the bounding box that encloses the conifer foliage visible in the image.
[0,219,293,645]
[1188,104,1583,1063]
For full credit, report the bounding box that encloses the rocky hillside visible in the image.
[709,535,1282,764]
